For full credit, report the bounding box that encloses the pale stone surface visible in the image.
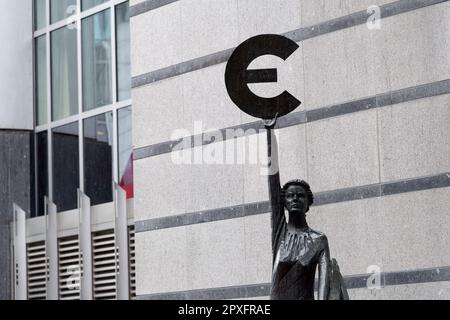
[180,0,239,63]
[130,1,182,76]
[243,214,272,285]
[350,282,450,300]
[237,0,301,41]
[302,23,388,110]
[134,152,188,220]
[306,110,380,193]
[182,64,242,133]
[132,77,185,149]
[130,0,146,6]
[186,218,247,290]
[185,149,245,213]
[382,4,450,92]
[300,0,349,27]
[301,0,393,27]
[379,94,450,182]
[135,187,450,295]
[132,1,450,300]
[309,187,450,276]
[135,227,188,295]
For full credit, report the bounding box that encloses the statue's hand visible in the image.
[262,113,279,129]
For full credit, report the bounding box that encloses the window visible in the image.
[116,2,131,101]
[36,132,48,217]
[35,36,47,126]
[82,0,108,11]
[51,0,77,24]
[34,0,46,31]
[118,107,133,198]
[52,122,80,212]
[82,9,112,111]
[84,113,113,205]
[51,26,78,121]
[34,1,132,216]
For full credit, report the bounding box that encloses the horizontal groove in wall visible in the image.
[136,266,450,300]
[131,0,449,87]
[134,79,450,161]
[135,172,450,233]
[130,0,179,17]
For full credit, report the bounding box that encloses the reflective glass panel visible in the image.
[36,132,48,217]
[116,2,131,101]
[34,0,46,30]
[82,9,112,111]
[52,122,79,212]
[118,107,133,198]
[84,113,113,205]
[51,26,78,121]
[51,0,77,23]
[82,0,108,11]
[35,36,47,126]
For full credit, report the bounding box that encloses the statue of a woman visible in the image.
[264,118,348,300]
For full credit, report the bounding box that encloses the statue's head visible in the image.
[281,180,314,214]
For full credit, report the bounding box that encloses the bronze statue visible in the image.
[264,118,349,300]
[224,33,348,299]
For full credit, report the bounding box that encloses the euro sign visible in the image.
[225,34,301,120]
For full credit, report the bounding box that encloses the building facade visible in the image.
[1,0,134,300]
[0,0,450,300]
[130,0,450,300]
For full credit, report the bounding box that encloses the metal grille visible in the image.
[58,236,81,300]
[129,226,136,299]
[93,229,118,300]
[26,241,47,300]
[23,225,135,300]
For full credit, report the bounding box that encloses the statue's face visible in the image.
[284,184,308,214]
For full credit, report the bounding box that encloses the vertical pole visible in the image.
[78,190,92,300]
[114,184,129,300]
[13,204,27,300]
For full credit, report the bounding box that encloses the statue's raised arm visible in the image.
[263,116,285,262]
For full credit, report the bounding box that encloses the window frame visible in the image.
[33,0,131,216]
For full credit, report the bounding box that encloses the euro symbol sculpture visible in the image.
[224,34,301,120]
[225,34,349,300]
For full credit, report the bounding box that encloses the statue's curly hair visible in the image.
[281,180,314,213]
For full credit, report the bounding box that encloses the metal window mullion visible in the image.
[36,100,131,134]
[32,0,39,218]
[111,2,119,184]
[77,0,84,194]
[34,0,128,38]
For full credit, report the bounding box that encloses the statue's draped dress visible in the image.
[268,169,330,300]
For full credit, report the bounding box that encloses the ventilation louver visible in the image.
[26,241,47,300]
[58,236,81,300]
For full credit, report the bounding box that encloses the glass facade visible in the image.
[82,9,112,111]
[51,0,77,23]
[51,26,78,121]
[35,35,47,125]
[36,132,48,216]
[84,112,113,206]
[82,0,108,11]
[34,0,46,30]
[116,2,131,101]
[33,0,132,217]
[118,107,133,198]
[52,122,80,212]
